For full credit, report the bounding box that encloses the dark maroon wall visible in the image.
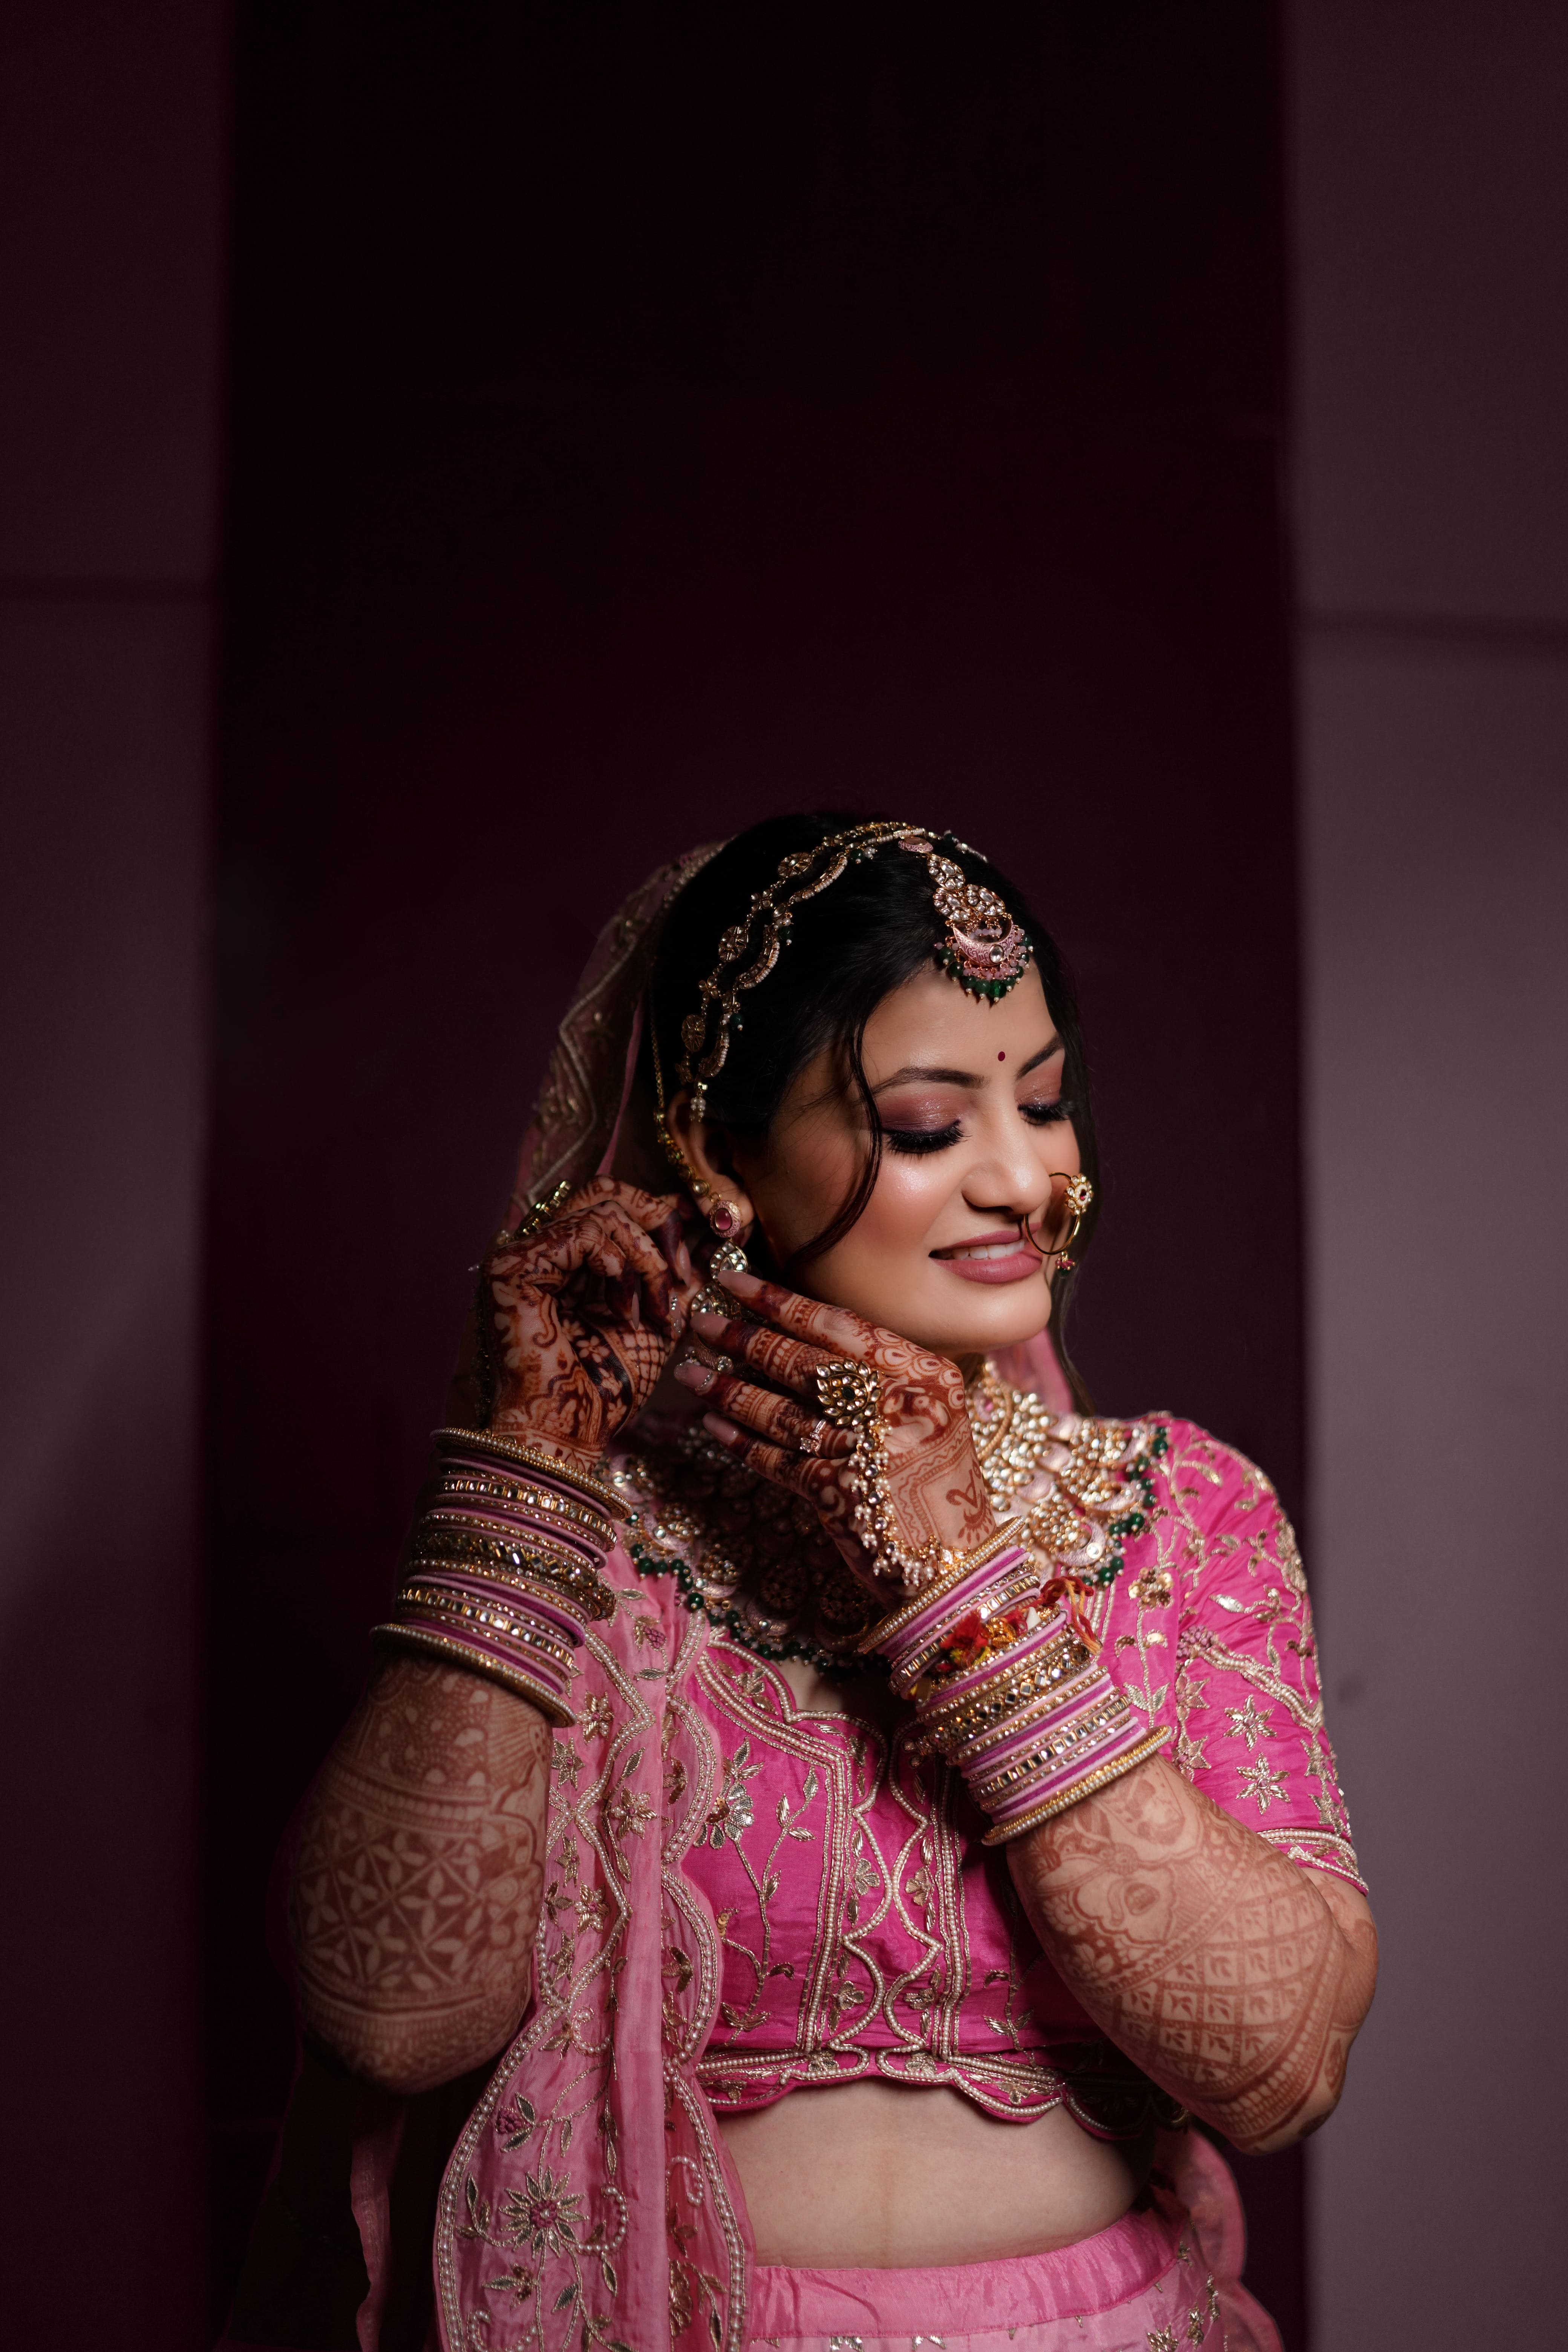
[0,6,228,2348]
[209,8,1305,2336]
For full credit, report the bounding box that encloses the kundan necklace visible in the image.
[609,1372,1165,1676]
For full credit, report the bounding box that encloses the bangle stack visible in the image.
[373,1429,625,1726]
[867,1524,1167,1844]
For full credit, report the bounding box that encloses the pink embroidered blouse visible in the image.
[677,1414,1361,2138]
[422,1410,1360,2352]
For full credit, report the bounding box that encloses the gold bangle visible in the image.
[406,1522,617,1621]
[408,1557,607,1629]
[427,1469,617,1551]
[858,1520,1026,1653]
[979,1729,1170,1845]
[891,1562,1042,1694]
[966,1690,1134,1806]
[929,1656,1100,1761]
[432,1427,627,1519]
[372,1623,576,1727]
[403,1558,607,1632]
[945,1669,1106,1769]
[393,1584,579,1669]
[917,1623,1095,1745]
[411,1516,591,1576]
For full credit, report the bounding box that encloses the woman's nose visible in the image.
[963,1113,1055,1219]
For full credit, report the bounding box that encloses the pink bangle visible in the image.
[372,1430,625,1726]
[869,1540,1036,1685]
[864,1533,1167,1841]
[373,1620,579,1725]
[430,1427,626,1523]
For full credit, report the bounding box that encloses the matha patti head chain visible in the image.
[645,821,1094,1593]
[647,822,1088,1316]
[678,824,1031,1122]
[655,823,1032,1153]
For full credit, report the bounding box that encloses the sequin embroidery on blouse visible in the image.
[617,1389,1363,2135]
[681,1643,1161,2134]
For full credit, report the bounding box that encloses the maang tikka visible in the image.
[674,823,1031,1122]
[650,821,1033,1260]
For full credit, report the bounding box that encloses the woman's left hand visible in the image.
[672,1266,995,1591]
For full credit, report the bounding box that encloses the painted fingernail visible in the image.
[673,1359,715,1393]
[704,1414,738,1443]
[691,1309,729,1335]
[717,1266,760,1292]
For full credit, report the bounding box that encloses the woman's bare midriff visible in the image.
[717,2081,1154,2270]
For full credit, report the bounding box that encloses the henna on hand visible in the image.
[1007,1756,1377,2153]
[486,1177,695,1464]
[679,1269,995,1589]
[290,1655,552,2095]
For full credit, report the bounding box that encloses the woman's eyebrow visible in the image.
[871,1064,983,1092]
[870,1037,1063,1094]
[1015,1036,1064,1078]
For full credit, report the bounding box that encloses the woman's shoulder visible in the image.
[1132,1413,1287,1515]
[1108,1410,1308,1603]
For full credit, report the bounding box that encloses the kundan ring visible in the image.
[813,1358,883,1432]
[801,1417,831,1456]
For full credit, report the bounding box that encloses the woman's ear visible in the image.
[667,1089,756,1240]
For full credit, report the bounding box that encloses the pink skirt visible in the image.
[746,2135,1280,2352]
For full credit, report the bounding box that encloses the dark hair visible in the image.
[644,810,1099,1393]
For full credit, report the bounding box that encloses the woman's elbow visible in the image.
[296,1972,533,2098]
[1228,2070,1344,2157]
[1224,2015,1365,2155]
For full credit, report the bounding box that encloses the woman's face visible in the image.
[720,962,1081,1360]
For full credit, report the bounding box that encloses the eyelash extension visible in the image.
[884,1122,963,1156]
[883,1096,1076,1156]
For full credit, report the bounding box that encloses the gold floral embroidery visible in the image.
[1156,1424,1362,1889]
[1237,1757,1288,1813]
[686,1650,1081,2125]
[1225,1695,1272,1750]
[437,1563,756,2352]
[703,1740,825,2039]
[1131,1561,1174,1608]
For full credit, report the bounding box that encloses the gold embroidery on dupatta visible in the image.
[433,1589,751,2352]
[658,1609,748,2350]
[433,1602,648,2351]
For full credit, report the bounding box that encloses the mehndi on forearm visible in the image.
[290,1654,551,2095]
[1007,1758,1376,2153]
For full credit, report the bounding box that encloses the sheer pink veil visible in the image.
[504,844,726,1219]
[444,843,721,1429]
[448,836,1074,1422]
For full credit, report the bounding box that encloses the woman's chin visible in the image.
[832,1276,1050,1361]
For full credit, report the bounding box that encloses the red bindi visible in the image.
[997,1050,1006,1062]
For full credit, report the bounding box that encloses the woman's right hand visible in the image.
[483,1176,696,1468]
[672,1265,995,1596]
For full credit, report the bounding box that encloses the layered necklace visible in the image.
[609,1367,1164,1677]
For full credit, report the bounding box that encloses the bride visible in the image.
[263,813,1375,2352]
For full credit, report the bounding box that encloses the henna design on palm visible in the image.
[674,1267,995,1591]
[485,1177,695,1464]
